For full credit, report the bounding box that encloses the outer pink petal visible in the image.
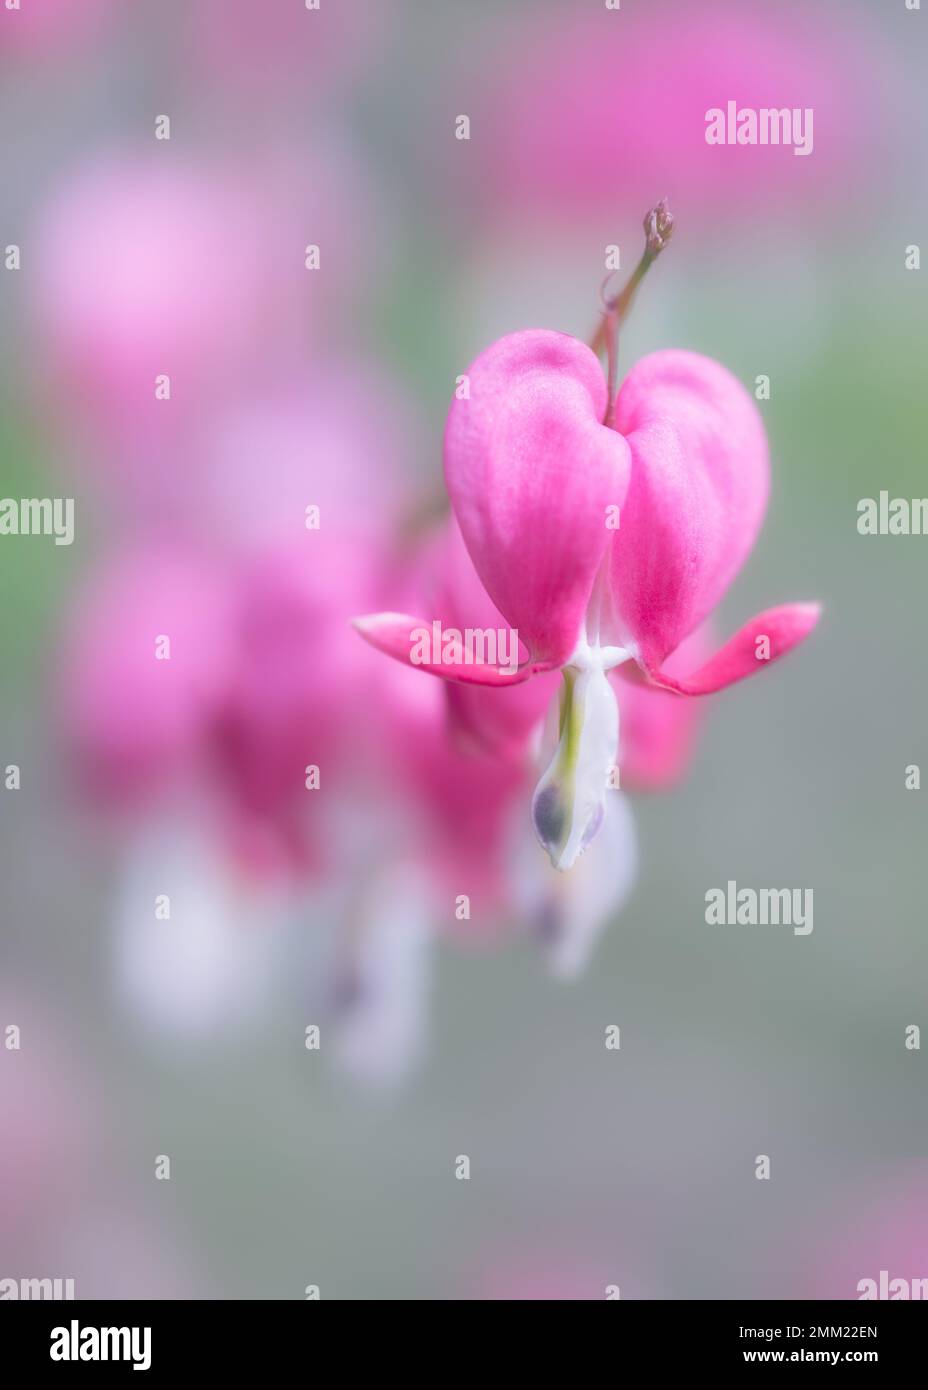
[445,330,631,667]
[649,602,821,696]
[352,612,539,686]
[609,350,769,672]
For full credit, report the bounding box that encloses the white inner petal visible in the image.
[509,790,638,976]
[531,638,628,871]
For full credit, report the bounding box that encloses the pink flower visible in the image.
[353,516,640,977]
[0,990,99,1254]
[31,152,269,504]
[802,1175,928,1300]
[33,152,268,402]
[416,514,707,793]
[31,147,369,508]
[465,0,882,233]
[57,353,433,1055]
[212,538,390,880]
[62,546,234,808]
[0,0,115,63]
[357,329,819,869]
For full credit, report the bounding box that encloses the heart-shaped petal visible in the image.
[445,330,631,668]
[609,349,769,673]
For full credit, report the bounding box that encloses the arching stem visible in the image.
[591,198,676,422]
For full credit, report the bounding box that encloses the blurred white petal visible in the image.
[330,863,433,1088]
[112,817,283,1041]
[510,792,638,978]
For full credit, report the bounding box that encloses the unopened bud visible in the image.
[644,197,674,256]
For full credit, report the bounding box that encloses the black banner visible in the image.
[1,1299,925,1374]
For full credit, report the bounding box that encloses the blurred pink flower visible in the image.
[0,991,98,1254]
[57,364,438,1060]
[192,365,425,876]
[805,1178,928,1300]
[0,0,115,62]
[194,364,419,556]
[472,1246,658,1301]
[31,146,371,507]
[63,547,234,809]
[468,0,882,232]
[53,1202,205,1300]
[33,152,268,400]
[63,539,408,884]
[212,539,393,880]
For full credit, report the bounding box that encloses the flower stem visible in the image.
[591,198,675,390]
[603,304,619,429]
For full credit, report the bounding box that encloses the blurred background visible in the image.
[1,0,926,1299]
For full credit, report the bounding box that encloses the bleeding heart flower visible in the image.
[356,214,820,870]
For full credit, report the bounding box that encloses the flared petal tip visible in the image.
[651,599,822,697]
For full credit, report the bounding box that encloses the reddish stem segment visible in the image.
[592,199,675,425]
[603,305,619,429]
